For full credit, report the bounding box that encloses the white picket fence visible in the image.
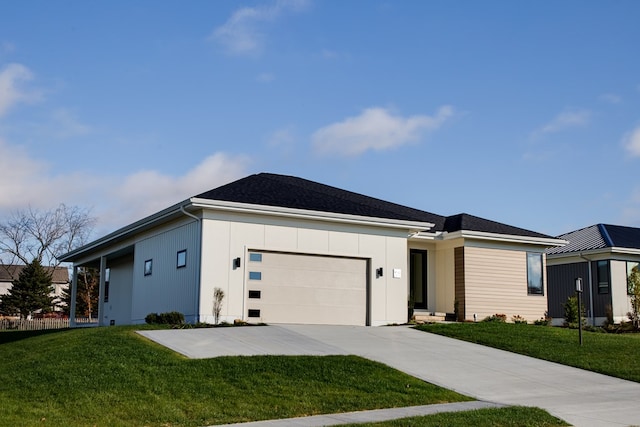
[0,317,96,331]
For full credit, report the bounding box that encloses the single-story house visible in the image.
[546,224,640,325]
[60,173,564,326]
[0,264,70,311]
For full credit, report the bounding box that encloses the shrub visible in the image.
[533,312,551,326]
[483,313,507,323]
[145,311,185,326]
[511,315,527,324]
[563,295,587,328]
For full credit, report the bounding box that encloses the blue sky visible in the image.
[1,0,639,238]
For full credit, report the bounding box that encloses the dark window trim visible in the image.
[177,249,187,269]
[597,260,610,295]
[144,259,153,276]
[527,252,544,295]
[248,290,261,299]
[248,309,260,318]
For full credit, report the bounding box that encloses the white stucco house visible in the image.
[60,173,564,326]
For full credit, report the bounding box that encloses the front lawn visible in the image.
[0,325,471,427]
[344,406,569,427]
[416,322,640,382]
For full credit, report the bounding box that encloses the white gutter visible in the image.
[189,198,435,232]
[432,229,566,247]
[578,253,595,326]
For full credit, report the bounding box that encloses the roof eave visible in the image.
[59,199,192,262]
[190,198,435,232]
[442,229,567,247]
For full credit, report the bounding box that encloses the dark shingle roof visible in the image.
[195,173,552,238]
[547,224,640,255]
[0,265,69,283]
[443,213,551,239]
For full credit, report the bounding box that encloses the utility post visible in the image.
[575,277,583,346]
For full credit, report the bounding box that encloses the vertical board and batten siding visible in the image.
[103,254,134,326]
[199,212,409,326]
[547,262,591,320]
[131,220,200,323]
[454,247,465,321]
[462,246,547,322]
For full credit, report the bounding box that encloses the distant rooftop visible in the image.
[547,224,640,255]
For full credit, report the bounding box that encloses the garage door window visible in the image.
[249,271,262,280]
[249,253,262,262]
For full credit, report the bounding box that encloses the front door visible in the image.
[410,249,428,310]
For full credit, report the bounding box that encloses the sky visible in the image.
[1,0,639,240]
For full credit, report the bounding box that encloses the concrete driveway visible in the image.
[139,325,640,427]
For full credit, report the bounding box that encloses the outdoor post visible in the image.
[575,277,583,346]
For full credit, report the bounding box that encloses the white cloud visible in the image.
[600,93,621,104]
[623,126,640,157]
[537,109,591,134]
[50,108,91,138]
[0,138,250,233]
[1,42,15,55]
[108,153,250,227]
[210,0,310,56]
[0,63,40,117]
[256,72,275,82]
[312,106,454,157]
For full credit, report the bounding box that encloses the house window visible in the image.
[144,259,153,276]
[249,253,263,262]
[104,268,110,303]
[177,250,187,268]
[249,271,262,281]
[627,262,640,295]
[527,252,543,295]
[597,260,610,294]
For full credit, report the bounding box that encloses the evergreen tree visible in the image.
[0,259,55,319]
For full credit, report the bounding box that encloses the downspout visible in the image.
[180,204,202,324]
[578,253,595,326]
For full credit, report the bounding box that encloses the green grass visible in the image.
[343,406,569,427]
[416,322,640,382]
[0,325,471,427]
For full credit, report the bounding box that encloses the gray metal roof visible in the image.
[547,224,640,255]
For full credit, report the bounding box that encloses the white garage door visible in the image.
[245,251,368,326]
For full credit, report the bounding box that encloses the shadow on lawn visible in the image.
[0,328,72,345]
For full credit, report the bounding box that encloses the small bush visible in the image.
[483,313,506,323]
[145,311,185,326]
[511,315,527,324]
[563,296,585,328]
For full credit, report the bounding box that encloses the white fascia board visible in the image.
[189,198,435,232]
[441,229,567,247]
[611,247,640,256]
[548,247,640,260]
[59,199,192,262]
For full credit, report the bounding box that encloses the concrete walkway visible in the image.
[139,325,640,427]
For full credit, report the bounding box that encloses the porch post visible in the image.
[98,256,107,326]
[69,265,78,327]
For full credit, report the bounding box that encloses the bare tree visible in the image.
[0,204,95,267]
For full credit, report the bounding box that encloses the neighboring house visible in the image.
[546,224,640,326]
[60,173,563,327]
[0,264,70,311]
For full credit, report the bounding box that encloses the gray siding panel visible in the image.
[132,220,200,323]
[547,262,612,320]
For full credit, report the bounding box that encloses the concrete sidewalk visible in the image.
[139,325,640,427]
[212,401,505,427]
